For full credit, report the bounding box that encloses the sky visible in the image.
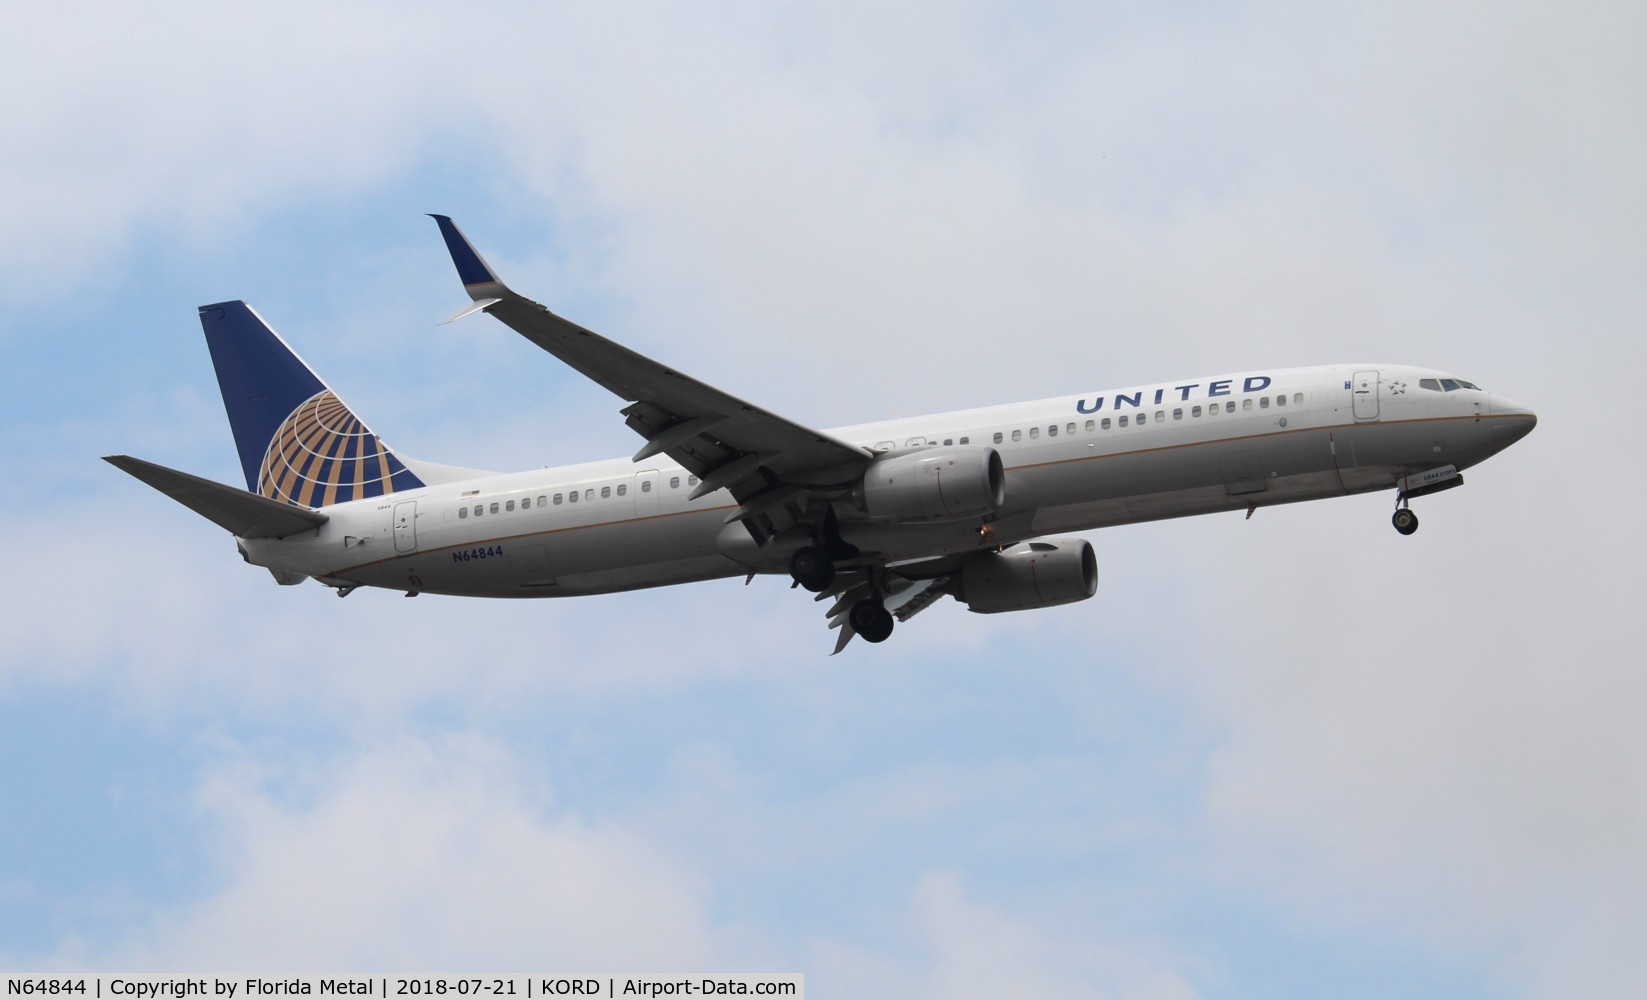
[2,2,1643,996]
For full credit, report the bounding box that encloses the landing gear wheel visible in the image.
[1392,508,1419,535]
[789,546,835,593]
[848,599,895,643]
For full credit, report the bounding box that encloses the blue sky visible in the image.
[3,3,1644,996]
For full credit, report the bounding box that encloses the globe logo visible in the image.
[258,390,399,507]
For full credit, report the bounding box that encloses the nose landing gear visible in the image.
[1391,466,1465,535]
[1392,506,1419,535]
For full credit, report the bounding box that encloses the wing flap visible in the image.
[105,455,329,539]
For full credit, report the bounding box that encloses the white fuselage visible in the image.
[239,364,1535,598]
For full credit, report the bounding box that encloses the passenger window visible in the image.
[473,505,483,517]
[1259,397,1269,409]
[568,492,578,504]
[906,437,926,448]
[521,497,530,510]
[670,476,681,489]
[1066,423,1076,435]
[641,480,651,493]
[688,477,699,487]
[1029,427,1040,439]
[1137,413,1147,425]
[1192,405,1202,417]
[1085,420,1095,432]
[1012,430,1022,442]
[1243,399,1253,411]
[1118,415,1128,427]
[617,483,627,496]
[1173,408,1183,420]
[459,507,468,519]
[1101,417,1111,430]
[490,503,499,514]
[1156,410,1165,422]
[959,436,970,445]
[1046,425,1056,437]
[993,432,1003,444]
[585,489,595,501]
[538,495,547,505]
[1275,395,1285,407]
[1226,401,1236,413]
[943,439,953,446]
[601,486,611,499]
[506,500,516,511]
[554,494,563,505]
[1293,393,1304,405]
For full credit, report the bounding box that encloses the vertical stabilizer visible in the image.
[199,301,425,507]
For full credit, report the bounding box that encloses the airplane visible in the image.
[106,216,1538,652]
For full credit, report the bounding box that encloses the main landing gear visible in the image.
[789,546,835,593]
[848,598,895,643]
[789,543,895,644]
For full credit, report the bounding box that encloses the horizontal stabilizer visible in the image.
[104,456,329,538]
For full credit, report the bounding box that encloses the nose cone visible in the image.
[1488,394,1538,445]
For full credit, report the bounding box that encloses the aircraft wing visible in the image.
[430,216,873,518]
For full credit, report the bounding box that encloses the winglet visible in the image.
[429,214,507,299]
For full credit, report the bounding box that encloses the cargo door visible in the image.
[509,543,556,587]
[1218,451,1267,496]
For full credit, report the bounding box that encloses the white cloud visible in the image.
[816,872,1199,1000]
[47,734,719,970]
[1149,490,1647,995]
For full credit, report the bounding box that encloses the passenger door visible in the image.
[1352,370,1380,421]
[392,500,418,554]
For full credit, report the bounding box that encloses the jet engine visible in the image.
[858,446,1006,522]
[956,537,1098,613]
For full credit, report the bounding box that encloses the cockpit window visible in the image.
[1420,376,1483,391]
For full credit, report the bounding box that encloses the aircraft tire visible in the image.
[1392,509,1419,535]
[790,546,835,592]
[850,599,895,643]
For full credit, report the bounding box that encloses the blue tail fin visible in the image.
[199,301,425,508]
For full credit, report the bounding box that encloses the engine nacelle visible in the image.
[858,446,1006,522]
[957,537,1098,614]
